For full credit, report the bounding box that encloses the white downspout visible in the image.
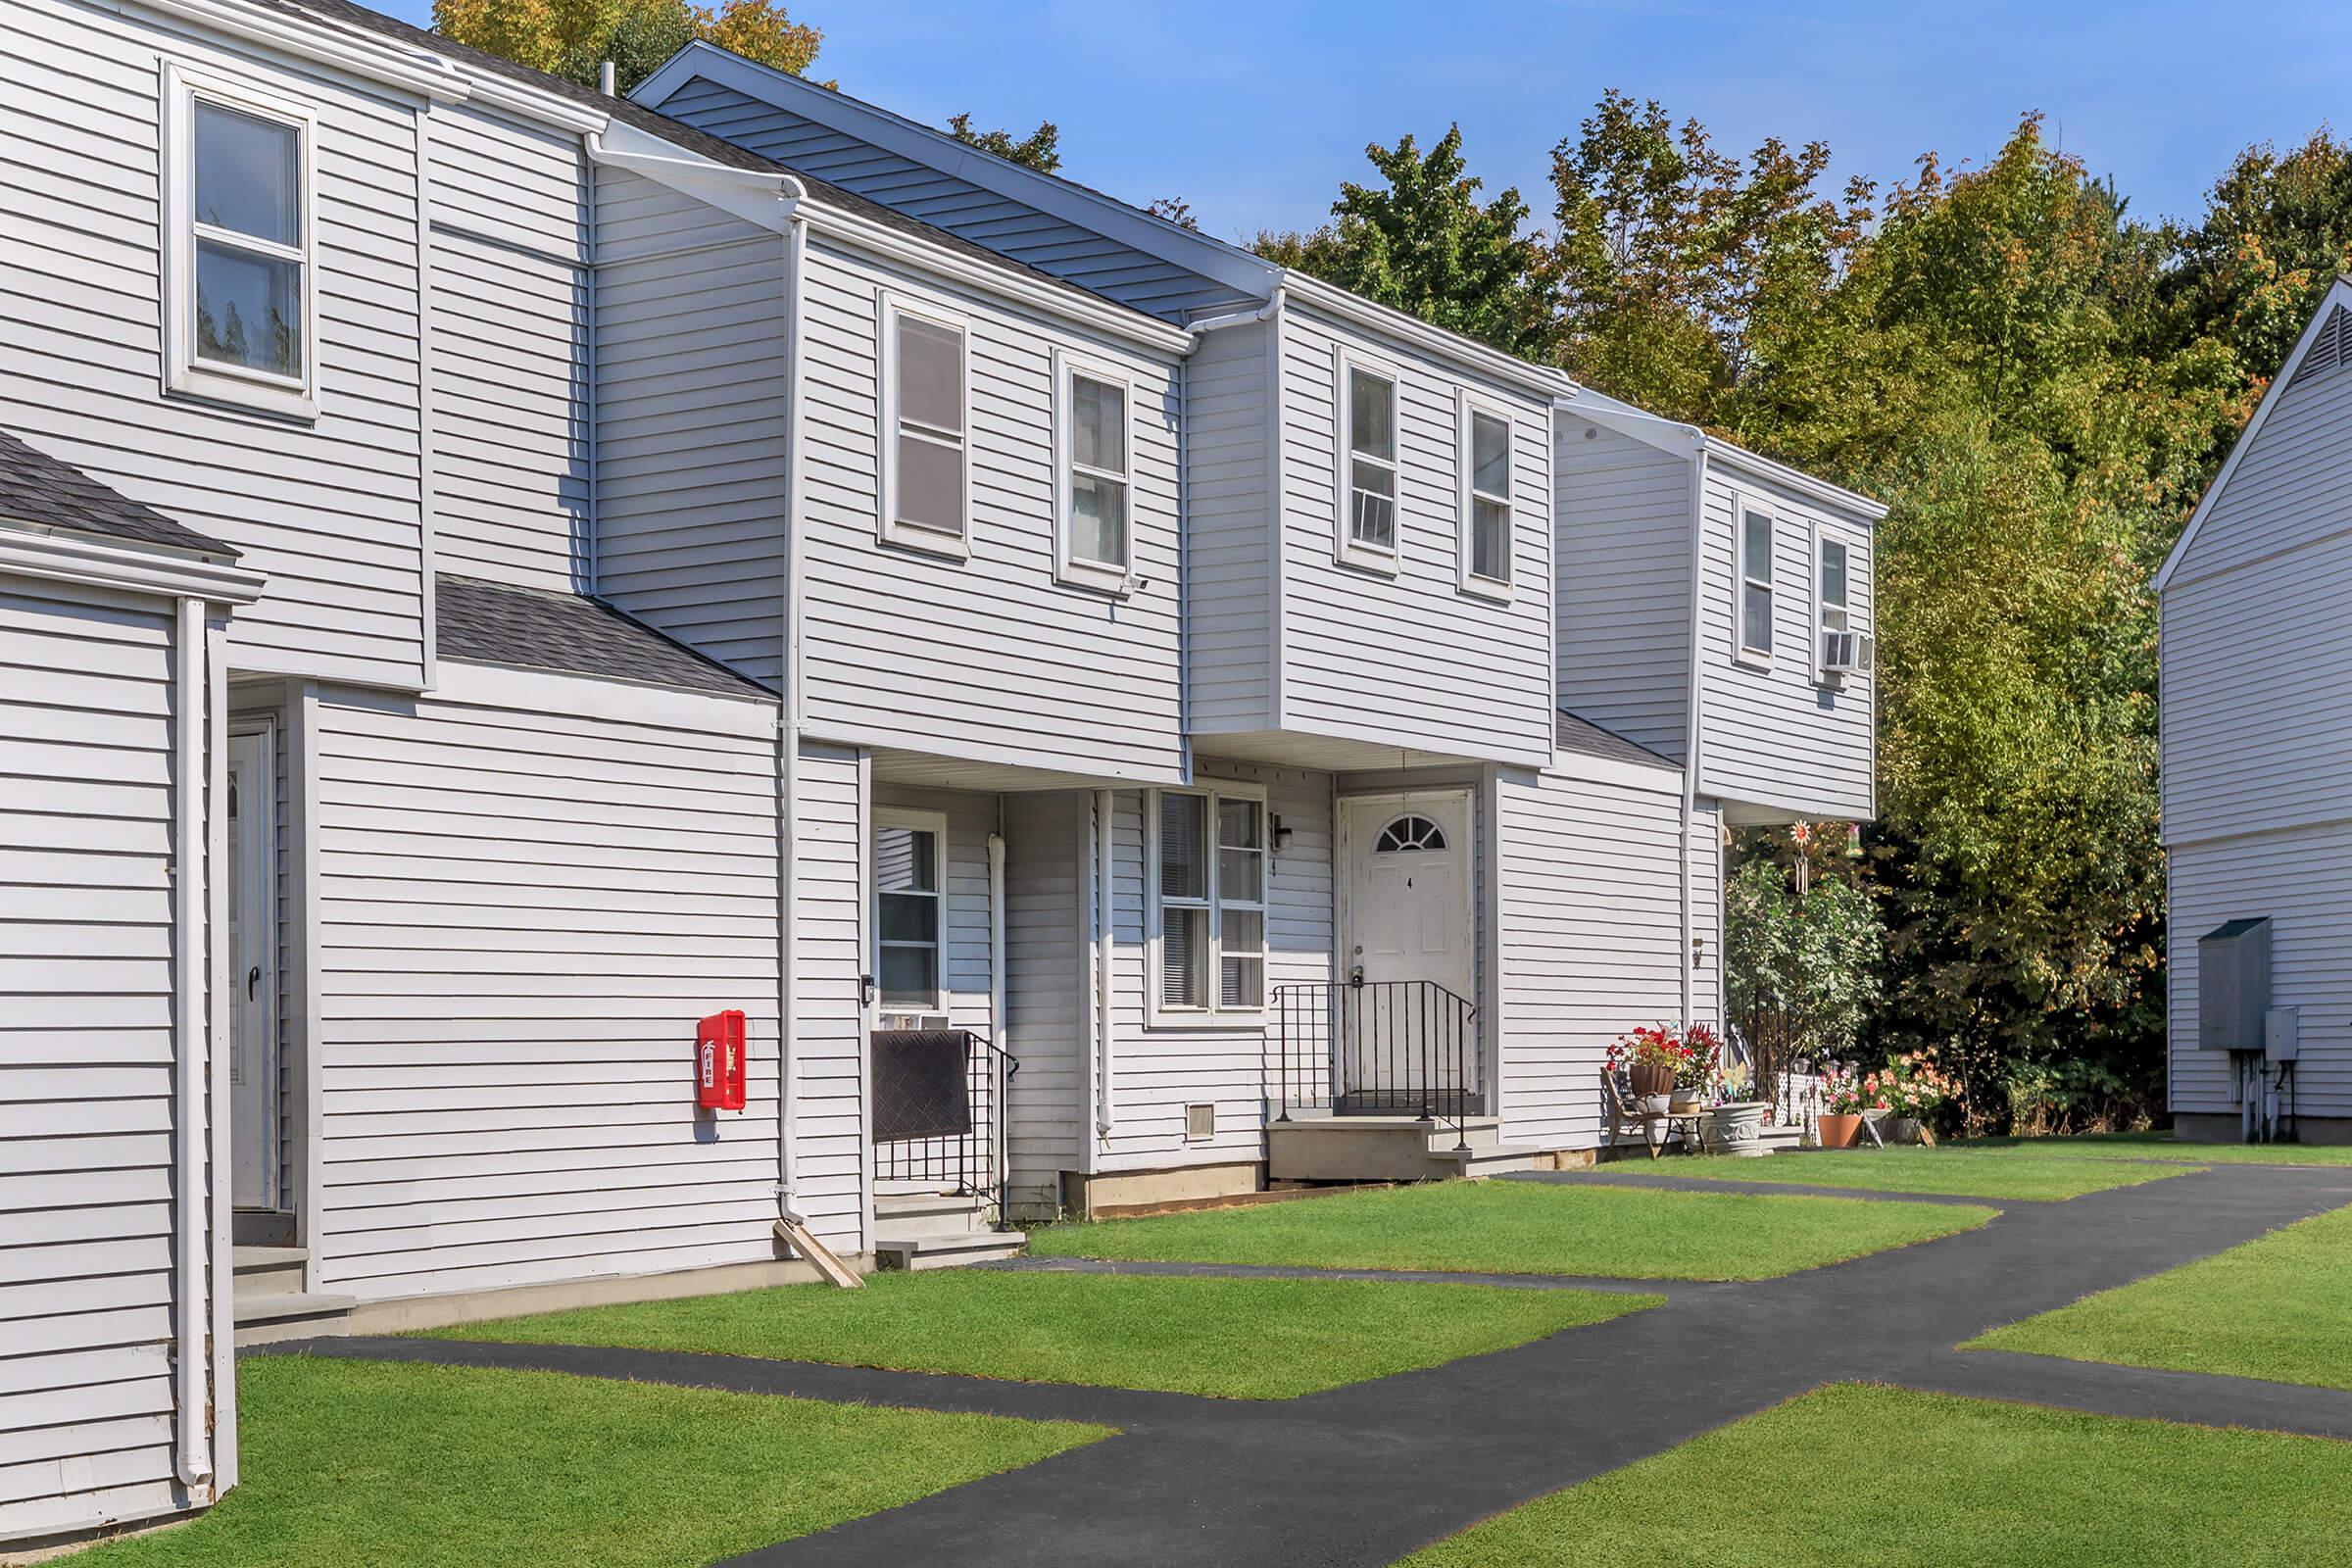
[774,199,808,1229]
[172,594,211,1489]
[1680,449,1709,1032]
[987,830,1008,1047]
[1094,788,1117,1146]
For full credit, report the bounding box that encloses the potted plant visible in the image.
[1670,1024,1721,1112]
[1700,1059,1768,1155]
[1878,1053,1952,1144]
[1816,1069,1871,1150]
[1608,1025,1684,1114]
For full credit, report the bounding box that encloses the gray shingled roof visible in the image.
[1555,708,1677,769]
[263,0,1166,327]
[435,573,773,701]
[0,428,236,558]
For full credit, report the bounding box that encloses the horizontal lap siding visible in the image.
[311,685,789,1298]
[1495,761,1689,1150]
[2169,827,2352,1119]
[1,0,424,687]
[427,106,589,593]
[1696,467,1874,819]
[0,582,192,1542]
[2172,361,2352,586]
[1553,422,1690,757]
[592,171,789,684]
[1277,307,1554,767]
[799,243,1183,779]
[654,76,1250,321]
[1184,318,1274,731]
[1003,792,1084,1214]
[792,742,865,1252]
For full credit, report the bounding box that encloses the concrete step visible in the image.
[874,1191,993,1230]
[233,1291,356,1347]
[873,1228,1028,1273]
[232,1245,308,1300]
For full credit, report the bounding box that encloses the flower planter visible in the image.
[1701,1101,1769,1155]
[1669,1090,1704,1113]
[1640,1094,1676,1118]
[1628,1060,1675,1100]
[1883,1116,1925,1145]
[1815,1112,1863,1150]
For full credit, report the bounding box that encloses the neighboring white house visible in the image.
[2158,277,2352,1146]
[0,0,1879,1544]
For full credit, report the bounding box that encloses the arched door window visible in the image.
[1374,814,1448,854]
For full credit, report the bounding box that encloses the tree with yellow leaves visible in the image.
[432,0,819,93]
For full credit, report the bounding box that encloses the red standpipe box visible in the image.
[696,1009,748,1112]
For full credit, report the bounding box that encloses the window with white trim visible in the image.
[881,301,968,553]
[1461,404,1512,592]
[1152,788,1267,1019]
[163,65,317,418]
[1737,504,1774,661]
[1056,354,1132,590]
[872,813,945,1010]
[1340,360,1398,565]
[1816,532,1854,679]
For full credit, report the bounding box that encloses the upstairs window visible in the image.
[1460,402,1513,595]
[1738,504,1775,662]
[1815,532,1872,680]
[1056,353,1133,591]
[1340,360,1398,568]
[1152,787,1267,1021]
[881,301,968,554]
[164,66,316,418]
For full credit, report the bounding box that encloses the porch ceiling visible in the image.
[1194,730,1478,775]
[867,748,1138,794]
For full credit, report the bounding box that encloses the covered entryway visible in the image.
[1334,790,1479,1114]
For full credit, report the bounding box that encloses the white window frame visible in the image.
[1814,522,1863,684]
[1734,496,1777,667]
[1334,348,1402,574]
[160,61,319,421]
[1145,782,1269,1028]
[877,293,972,560]
[1456,391,1515,601]
[871,806,950,1016]
[1053,346,1138,594]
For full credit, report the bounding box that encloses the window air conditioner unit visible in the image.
[879,1011,953,1032]
[1820,628,1874,676]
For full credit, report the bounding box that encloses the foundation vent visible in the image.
[1185,1102,1215,1141]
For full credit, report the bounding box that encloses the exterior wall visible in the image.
[0,577,220,1542]
[1696,464,1875,820]
[1002,791,1087,1216]
[1185,317,1277,733]
[645,72,1252,321]
[795,238,1185,780]
[789,740,869,1253]
[425,104,590,593]
[1552,418,1692,758]
[1271,303,1556,768]
[3,0,427,688]
[1493,756,1695,1152]
[590,169,791,684]
[305,667,811,1299]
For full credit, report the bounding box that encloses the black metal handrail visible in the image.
[1271,978,1478,1152]
[870,1027,1018,1226]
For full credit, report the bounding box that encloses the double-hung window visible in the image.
[1055,351,1133,591]
[881,299,969,555]
[1815,531,1868,680]
[1339,358,1399,568]
[1152,787,1267,1021]
[1460,399,1513,596]
[873,811,946,1012]
[163,65,317,418]
[1737,503,1775,662]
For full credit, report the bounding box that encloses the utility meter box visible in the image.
[2197,918,2272,1052]
[2267,1006,2300,1063]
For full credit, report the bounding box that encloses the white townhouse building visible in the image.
[2158,278,2352,1147]
[0,0,1881,1543]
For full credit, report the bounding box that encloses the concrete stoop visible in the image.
[232,1246,355,1347]
[1266,1114,1553,1184]
[873,1191,1027,1272]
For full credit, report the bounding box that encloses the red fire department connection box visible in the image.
[696,1009,748,1112]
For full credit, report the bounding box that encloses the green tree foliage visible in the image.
[1724,858,1885,1107]
[432,0,820,92]
[2168,128,2352,385]
[946,114,1061,172]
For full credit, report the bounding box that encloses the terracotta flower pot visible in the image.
[1816,1112,1862,1150]
[1628,1060,1675,1099]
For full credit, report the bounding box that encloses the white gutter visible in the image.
[1184,296,1283,343]
[1680,449,1710,1031]
[1094,789,1117,1145]
[1280,272,1572,400]
[172,594,210,1489]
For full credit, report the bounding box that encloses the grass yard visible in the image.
[1657,1146,2193,1200]
[1953,1131,2352,1166]
[1399,1384,2352,1567]
[1028,1179,1992,1280]
[79,1354,1102,1568]
[428,1267,1657,1398]
[1969,1200,2352,1390]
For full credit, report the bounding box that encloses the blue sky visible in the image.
[384,0,2349,246]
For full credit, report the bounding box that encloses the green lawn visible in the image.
[1029,1179,1992,1280]
[1400,1384,2352,1567]
[1970,1200,2352,1389]
[1953,1131,2352,1166]
[428,1267,1655,1398]
[80,1355,1102,1568]
[1656,1146,2193,1200]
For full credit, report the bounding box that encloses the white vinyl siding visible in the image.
[307,674,800,1298]
[0,580,214,1543]
[1550,417,1693,759]
[796,240,1184,781]
[1182,315,1276,732]
[589,169,790,683]
[1,0,427,687]
[790,741,870,1253]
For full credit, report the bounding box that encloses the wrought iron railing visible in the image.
[1272,978,1479,1151]
[869,1028,1016,1224]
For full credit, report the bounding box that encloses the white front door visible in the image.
[1340,792,1475,1109]
[227,728,277,1210]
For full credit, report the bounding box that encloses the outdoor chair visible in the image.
[1601,1071,1705,1159]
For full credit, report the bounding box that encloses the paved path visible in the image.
[271,1162,2352,1567]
